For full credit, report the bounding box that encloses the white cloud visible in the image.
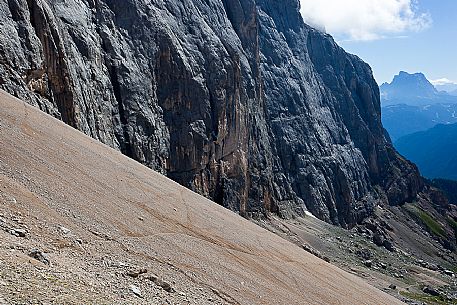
[431,78,457,86]
[299,0,432,41]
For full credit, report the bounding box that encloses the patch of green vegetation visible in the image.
[418,210,446,237]
[400,291,450,305]
[404,204,446,238]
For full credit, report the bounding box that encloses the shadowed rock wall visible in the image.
[0,0,423,226]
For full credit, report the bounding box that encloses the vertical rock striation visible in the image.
[0,0,423,226]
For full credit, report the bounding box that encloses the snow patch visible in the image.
[305,211,317,219]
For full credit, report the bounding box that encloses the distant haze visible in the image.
[431,78,457,94]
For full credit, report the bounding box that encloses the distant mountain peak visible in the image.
[398,70,420,77]
[395,71,429,83]
[380,71,446,105]
[383,71,437,97]
[398,70,422,76]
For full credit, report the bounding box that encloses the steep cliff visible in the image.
[0,0,423,226]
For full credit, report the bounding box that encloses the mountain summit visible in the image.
[380,71,457,106]
[381,71,438,103]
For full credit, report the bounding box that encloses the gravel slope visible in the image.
[0,90,403,304]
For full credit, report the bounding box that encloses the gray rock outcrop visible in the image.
[0,0,423,226]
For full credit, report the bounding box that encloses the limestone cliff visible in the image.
[0,0,423,226]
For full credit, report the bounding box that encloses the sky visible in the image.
[299,0,457,85]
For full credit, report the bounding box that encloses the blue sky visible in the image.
[300,0,457,85]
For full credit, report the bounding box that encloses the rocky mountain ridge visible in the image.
[381,71,439,102]
[1,2,457,302]
[0,0,431,227]
[380,71,457,107]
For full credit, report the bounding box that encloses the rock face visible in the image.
[0,0,423,226]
